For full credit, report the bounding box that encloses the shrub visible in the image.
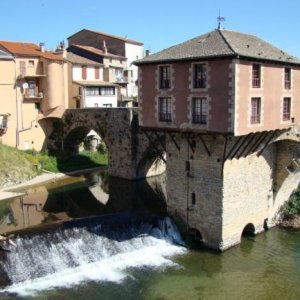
[281,186,300,218]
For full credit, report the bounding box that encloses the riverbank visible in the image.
[279,215,300,229]
[0,166,106,201]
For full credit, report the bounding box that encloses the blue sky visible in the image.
[1,0,300,58]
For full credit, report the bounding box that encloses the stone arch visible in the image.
[241,223,255,237]
[136,148,166,178]
[187,228,205,248]
[63,125,108,154]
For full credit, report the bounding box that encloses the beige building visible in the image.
[0,41,68,151]
[67,29,144,107]
[65,49,119,108]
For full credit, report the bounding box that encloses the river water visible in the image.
[0,170,299,299]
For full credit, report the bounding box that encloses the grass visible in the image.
[24,150,108,173]
[0,143,37,187]
[0,143,108,188]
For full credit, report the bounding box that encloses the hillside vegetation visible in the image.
[0,143,108,189]
[0,143,38,188]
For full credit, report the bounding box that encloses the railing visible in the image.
[284,80,291,89]
[250,114,260,124]
[24,88,43,99]
[252,78,260,88]
[159,113,172,122]
[282,112,291,121]
[192,114,207,124]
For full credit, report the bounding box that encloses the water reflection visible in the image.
[0,170,167,234]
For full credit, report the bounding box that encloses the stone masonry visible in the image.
[166,127,300,250]
[48,108,165,180]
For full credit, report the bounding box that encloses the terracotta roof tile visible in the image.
[0,41,64,61]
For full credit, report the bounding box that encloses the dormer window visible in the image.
[193,63,206,88]
[159,66,170,89]
[252,64,261,88]
[284,68,291,89]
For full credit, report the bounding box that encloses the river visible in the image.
[0,170,299,299]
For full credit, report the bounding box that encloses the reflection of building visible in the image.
[67,29,144,107]
[0,41,68,150]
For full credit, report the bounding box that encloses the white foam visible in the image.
[2,236,186,297]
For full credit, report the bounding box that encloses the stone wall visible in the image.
[222,145,275,249]
[166,133,225,249]
[165,129,300,250]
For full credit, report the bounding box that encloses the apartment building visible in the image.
[0,41,68,150]
[66,45,123,108]
[67,29,144,106]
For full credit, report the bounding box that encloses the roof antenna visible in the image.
[217,10,225,30]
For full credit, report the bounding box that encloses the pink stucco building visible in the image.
[135,29,300,135]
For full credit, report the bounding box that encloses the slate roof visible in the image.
[66,52,103,66]
[135,29,300,66]
[68,29,143,46]
[0,41,64,61]
[70,44,127,60]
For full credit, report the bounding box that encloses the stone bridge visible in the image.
[47,108,300,250]
[47,108,166,180]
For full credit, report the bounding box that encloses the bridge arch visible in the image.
[241,223,255,237]
[136,149,166,178]
[47,108,165,179]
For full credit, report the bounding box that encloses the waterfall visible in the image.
[0,213,186,297]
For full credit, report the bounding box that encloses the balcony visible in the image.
[24,88,44,100]
[115,76,128,84]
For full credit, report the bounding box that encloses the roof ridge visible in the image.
[217,29,237,56]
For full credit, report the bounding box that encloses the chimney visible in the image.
[55,41,67,58]
[39,42,45,52]
[103,40,108,54]
[145,49,151,57]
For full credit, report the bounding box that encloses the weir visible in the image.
[0,213,185,296]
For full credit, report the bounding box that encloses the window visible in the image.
[159,66,170,89]
[115,68,123,81]
[192,97,208,124]
[159,97,172,122]
[283,97,291,121]
[252,64,261,88]
[28,60,35,67]
[250,97,261,124]
[95,66,100,80]
[82,66,87,80]
[27,80,37,97]
[86,87,100,96]
[193,64,206,88]
[100,87,115,95]
[284,68,291,89]
[86,86,115,96]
